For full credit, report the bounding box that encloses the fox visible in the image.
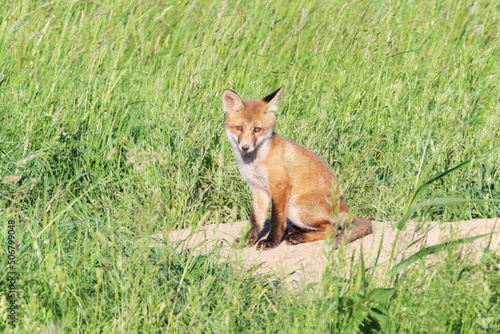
[223,87,373,250]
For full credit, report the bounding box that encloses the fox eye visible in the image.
[254,127,261,133]
[236,126,242,131]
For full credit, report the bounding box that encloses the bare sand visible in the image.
[151,218,500,286]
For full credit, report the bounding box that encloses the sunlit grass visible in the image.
[0,0,499,332]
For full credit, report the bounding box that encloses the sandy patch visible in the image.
[150,218,500,286]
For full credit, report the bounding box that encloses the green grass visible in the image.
[1,0,499,332]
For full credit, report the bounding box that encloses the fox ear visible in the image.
[222,89,244,113]
[262,87,284,113]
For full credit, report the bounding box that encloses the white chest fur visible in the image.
[227,131,271,192]
[238,159,269,191]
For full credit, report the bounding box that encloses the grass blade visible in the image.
[390,233,491,276]
[399,198,500,229]
[366,288,395,304]
[398,143,500,229]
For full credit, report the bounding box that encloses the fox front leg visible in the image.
[256,187,289,250]
[238,186,270,246]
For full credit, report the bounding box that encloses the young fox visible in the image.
[223,87,373,250]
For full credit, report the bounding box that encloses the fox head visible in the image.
[222,87,283,155]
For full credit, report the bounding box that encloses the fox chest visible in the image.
[238,162,269,192]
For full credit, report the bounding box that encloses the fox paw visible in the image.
[256,238,279,250]
[284,226,306,245]
[285,232,306,245]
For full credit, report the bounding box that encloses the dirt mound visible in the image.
[152,218,500,286]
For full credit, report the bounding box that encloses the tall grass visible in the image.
[0,0,499,332]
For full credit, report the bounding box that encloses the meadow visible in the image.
[0,0,499,332]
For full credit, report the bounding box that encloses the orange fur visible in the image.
[223,87,372,250]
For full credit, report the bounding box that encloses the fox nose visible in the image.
[241,145,250,152]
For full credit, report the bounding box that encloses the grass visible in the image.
[0,0,499,332]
